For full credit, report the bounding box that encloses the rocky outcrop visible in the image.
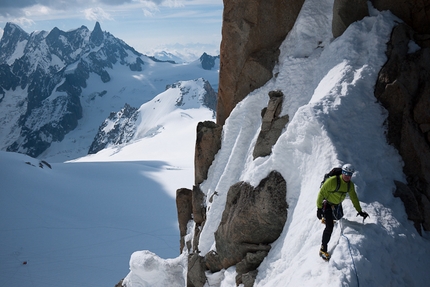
[375,23,430,233]
[211,171,287,275]
[216,0,305,125]
[332,0,369,38]
[253,90,289,159]
[176,188,193,253]
[371,0,430,35]
[182,171,287,286]
[88,103,138,154]
[199,53,220,71]
[194,121,222,185]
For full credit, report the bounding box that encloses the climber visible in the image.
[316,163,369,261]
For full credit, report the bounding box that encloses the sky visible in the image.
[2,0,430,286]
[0,0,223,57]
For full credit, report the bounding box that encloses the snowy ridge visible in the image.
[88,78,216,154]
[123,1,430,286]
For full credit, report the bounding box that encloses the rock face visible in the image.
[88,103,138,154]
[194,121,223,185]
[216,0,305,125]
[253,90,289,159]
[181,171,287,286]
[332,0,369,38]
[371,0,430,35]
[375,23,430,233]
[176,188,193,253]
[213,170,287,270]
[199,52,220,71]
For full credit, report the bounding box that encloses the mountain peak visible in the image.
[1,22,29,41]
[90,22,104,46]
[0,22,29,64]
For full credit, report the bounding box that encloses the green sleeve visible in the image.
[348,184,362,212]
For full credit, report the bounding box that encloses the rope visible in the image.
[339,219,360,287]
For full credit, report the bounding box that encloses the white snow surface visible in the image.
[1,1,430,287]
[1,77,214,287]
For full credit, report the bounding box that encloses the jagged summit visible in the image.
[199,52,220,70]
[90,21,104,46]
[0,22,30,64]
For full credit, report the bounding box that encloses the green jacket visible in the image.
[316,175,362,212]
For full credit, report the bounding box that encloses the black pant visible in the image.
[321,206,334,250]
[321,202,343,250]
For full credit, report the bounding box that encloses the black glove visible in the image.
[317,208,323,220]
[357,211,369,220]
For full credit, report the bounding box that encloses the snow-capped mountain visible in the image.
[0,22,219,161]
[88,78,217,154]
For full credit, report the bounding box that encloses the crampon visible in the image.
[319,250,330,261]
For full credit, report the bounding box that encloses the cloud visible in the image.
[162,0,185,8]
[0,0,137,17]
[0,0,217,18]
[9,17,36,27]
[82,7,113,22]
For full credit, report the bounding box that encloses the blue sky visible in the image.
[0,0,223,58]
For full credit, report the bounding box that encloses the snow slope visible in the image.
[124,1,430,286]
[0,80,214,287]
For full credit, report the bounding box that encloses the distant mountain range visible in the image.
[0,22,219,160]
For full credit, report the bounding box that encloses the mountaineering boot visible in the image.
[319,244,330,261]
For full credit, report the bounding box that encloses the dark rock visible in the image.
[214,170,287,269]
[187,254,207,287]
[216,0,305,125]
[129,57,144,72]
[241,270,259,287]
[192,185,206,225]
[88,103,138,154]
[421,194,430,230]
[90,22,104,47]
[176,188,193,253]
[235,250,269,274]
[394,180,423,233]
[332,0,369,38]
[199,53,219,70]
[202,80,218,111]
[194,121,222,185]
[0,22,29,64]
[0,64,20,91]
[253,90,289,159]
[205,250,222,273]
[375,23,430,232]
[170,78,217,111]
[371,0,430,35]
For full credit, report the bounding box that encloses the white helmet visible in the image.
[342,163,355,175]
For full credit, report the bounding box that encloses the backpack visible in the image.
[320,167,350,193]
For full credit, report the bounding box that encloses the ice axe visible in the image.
[357,211,369,223]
